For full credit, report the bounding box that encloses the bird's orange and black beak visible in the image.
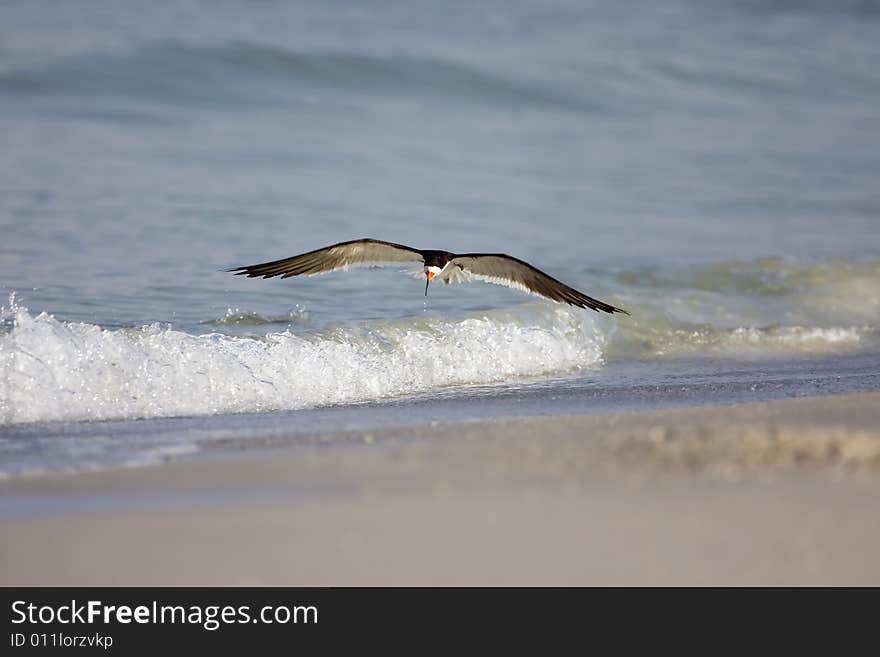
[425,270,434,296]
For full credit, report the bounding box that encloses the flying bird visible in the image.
[229,238,628,314]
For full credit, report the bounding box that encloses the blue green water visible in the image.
[1,0,879,473]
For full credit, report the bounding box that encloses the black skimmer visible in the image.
[229,238,628,314]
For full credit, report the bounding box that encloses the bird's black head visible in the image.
[421,251,453,269]
[421,251,453,296]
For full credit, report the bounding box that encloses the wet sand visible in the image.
[2,392,880,585]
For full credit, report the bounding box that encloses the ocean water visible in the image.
[1,0,879,475]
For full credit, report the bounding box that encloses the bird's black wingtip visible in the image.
[587,300,630,315]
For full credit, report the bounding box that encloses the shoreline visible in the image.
[4,348,880,478]
[2,392,880,585]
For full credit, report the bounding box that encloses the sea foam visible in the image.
[0,300,605,425]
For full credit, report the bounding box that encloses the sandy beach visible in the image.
[2,391,880,586]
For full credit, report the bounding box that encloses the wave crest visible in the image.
[0,300,605,425]
[0,42,598,115]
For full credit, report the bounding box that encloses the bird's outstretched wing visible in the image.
[228,238,424,279]
[443,254,629,314]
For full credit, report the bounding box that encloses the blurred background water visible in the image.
[1,0,879,472]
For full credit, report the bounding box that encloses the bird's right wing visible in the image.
[445,253,628,314]
[228,238,424,279]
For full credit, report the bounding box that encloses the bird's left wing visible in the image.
[444,253,628,314]
[229,238,424,279]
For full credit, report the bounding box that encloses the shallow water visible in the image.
[2,352,879,477]
[1,1,879,474]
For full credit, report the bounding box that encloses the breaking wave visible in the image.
[0,299,605,425]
